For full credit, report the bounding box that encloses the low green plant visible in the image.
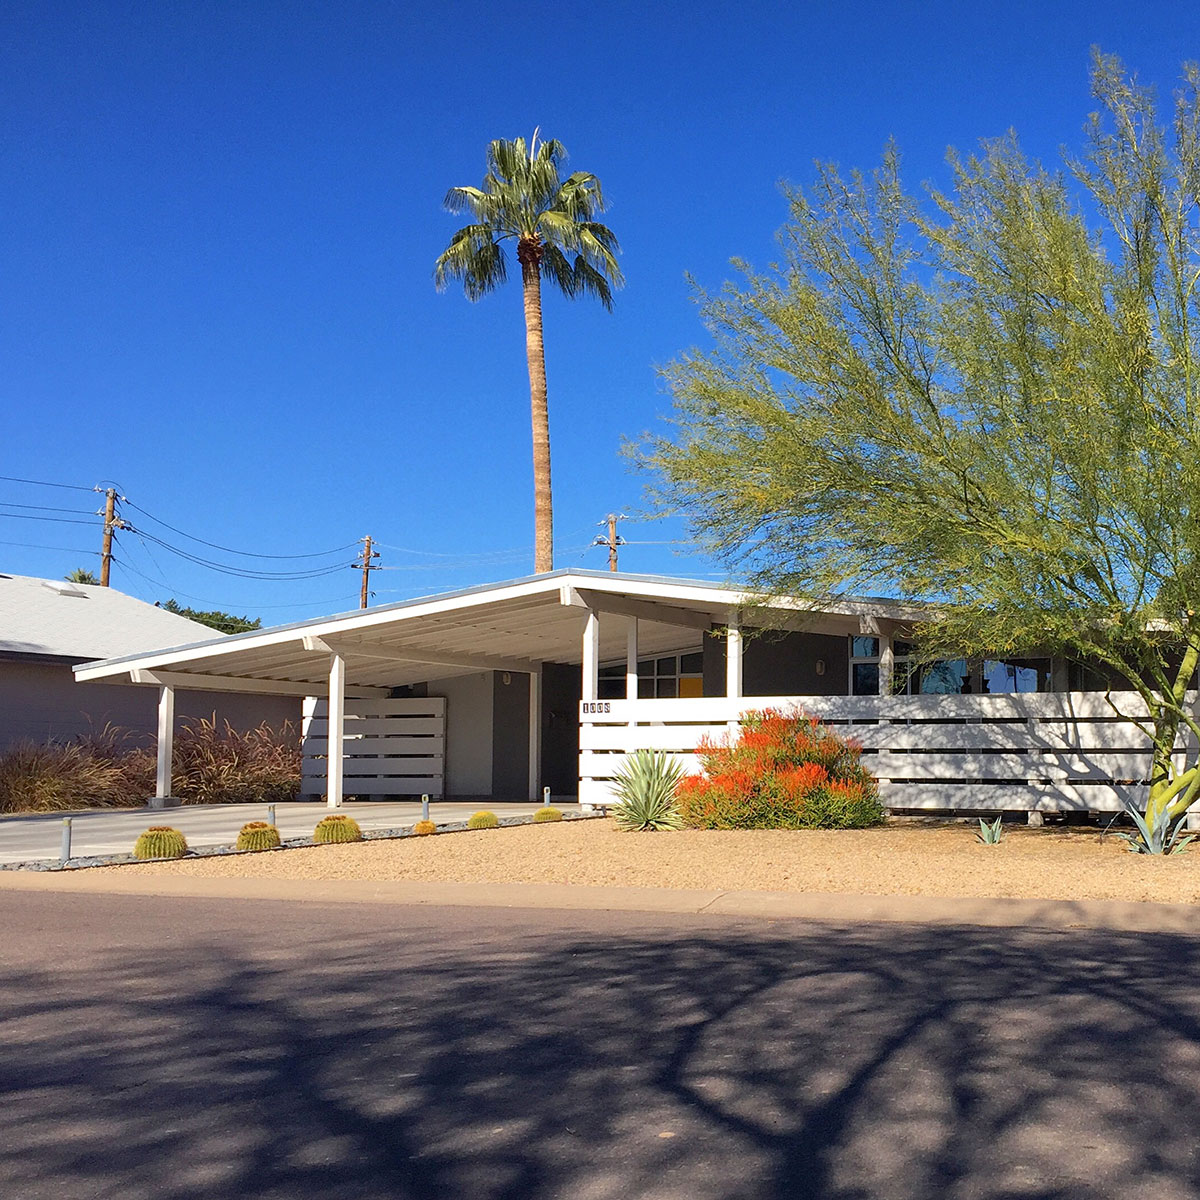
[611,750,685,831]
[412,819,437,836]
[313,813,363,843]
[533,806,564,823]
[975,816,1004,845]
[133,826,188,859]
[1116,798,1195,855]
[236,821,281,851]
[467,810,500,830]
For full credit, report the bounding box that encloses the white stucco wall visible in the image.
[429,672,494,797]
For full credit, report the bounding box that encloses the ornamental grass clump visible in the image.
[236,821,282,851]
[676,708,883,830]
[611,749,685,831]
[133,826,188,860]
[533,806,564,822]
[467,810,499,830]
[313,813,362,843]
[412,819,437,836]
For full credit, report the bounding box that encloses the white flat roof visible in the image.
[73,569,924,696]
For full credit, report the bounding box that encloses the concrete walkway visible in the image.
[0,800,568,864]
[1,870,1197,933]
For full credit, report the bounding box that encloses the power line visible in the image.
[0,512,99,526]
[123,500,358,560]
[0,474,96,493]
[112,555,359,611]
[0,501,98,515]
[0,539,99,555]
[125,526,353,580]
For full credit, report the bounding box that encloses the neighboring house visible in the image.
[72,569,1154,815]
[0,572,298,749]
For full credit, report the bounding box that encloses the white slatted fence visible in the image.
[304,697,446,798]
[579,693,1195,812]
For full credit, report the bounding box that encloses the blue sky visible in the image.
[3,0,1199,620]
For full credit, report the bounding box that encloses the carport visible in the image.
[72,571,742,807]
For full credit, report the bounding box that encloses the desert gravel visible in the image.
[107,818,1200,904]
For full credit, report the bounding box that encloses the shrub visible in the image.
[533,806,564,822]
[467,810,499,830]
[170,717,301,806]
[313,813,363,843]
[236,821,282,851]
[0,718,299,815]
[412,819,437,836]
[133,826,188,859]
[611,749,685,831]
[676,708,884,830]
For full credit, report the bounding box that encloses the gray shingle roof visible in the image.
[0,573,219,660]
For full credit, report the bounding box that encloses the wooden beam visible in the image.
[320,636,535,674]
[129,669,385,697]
[568,588,720,632]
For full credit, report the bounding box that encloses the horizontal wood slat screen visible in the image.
[578,693,1194,812]
[303,697,446,798]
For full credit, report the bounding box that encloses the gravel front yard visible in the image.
[107,818,1200,904]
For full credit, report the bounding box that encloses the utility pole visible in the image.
[591,513,627,572]
[98,487,126,587]
[354,536,380,608]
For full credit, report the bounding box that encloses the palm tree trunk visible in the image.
[521,253,554,572]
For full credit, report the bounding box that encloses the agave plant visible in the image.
[1116,797,1196,855]
[611,750,685,831]
[975,816,1004,845]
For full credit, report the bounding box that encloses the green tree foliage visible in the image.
[161,598,261,635]
[643,52,1200,827]
[435,132,623,572]
[64,568,99,584]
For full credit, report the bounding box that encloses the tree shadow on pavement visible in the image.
[1,895,1199,1200]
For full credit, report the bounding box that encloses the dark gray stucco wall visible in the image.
[702,628,850,697]
[491,671,530,799]
[0,659,300,750]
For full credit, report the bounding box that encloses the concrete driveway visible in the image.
[2,892,1200,1199]
[0,800,570,864]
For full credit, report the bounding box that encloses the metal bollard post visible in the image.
[60,817,72,864]
[543,786,551,807]
[421,794,430,821]
[268,804,276,828]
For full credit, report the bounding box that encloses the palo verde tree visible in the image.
[435,132,623,572]
[643,52,1200,830]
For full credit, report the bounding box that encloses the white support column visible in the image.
[528,667,541,801]
[581,610,600,703]
[878,635,894,696]
[626,616,638,725]
[155,685,174,800]
[326,653,346,809]
[726,623,743,699]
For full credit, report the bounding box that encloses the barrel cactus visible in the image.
[467,810,499,830]
[412,819,437,836]
[533,807,564,823]
[236,821,281,851]
[133,826,188,860]
[313,813,362,843]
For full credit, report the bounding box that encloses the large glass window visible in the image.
[598,649,703,699]
[983,658,1051,693]
[850,636,881,695]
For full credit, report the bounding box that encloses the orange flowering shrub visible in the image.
[675,708,883,829]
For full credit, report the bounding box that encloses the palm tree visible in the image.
[64,568,99,585]
[435,133,623,573]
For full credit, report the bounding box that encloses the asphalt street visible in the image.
[1,891,1198,1199]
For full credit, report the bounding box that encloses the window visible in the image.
[849,636,881,696]
[598,649,704,699]
[983,658,1051,693]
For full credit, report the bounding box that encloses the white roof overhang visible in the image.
[73,570,925,696]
